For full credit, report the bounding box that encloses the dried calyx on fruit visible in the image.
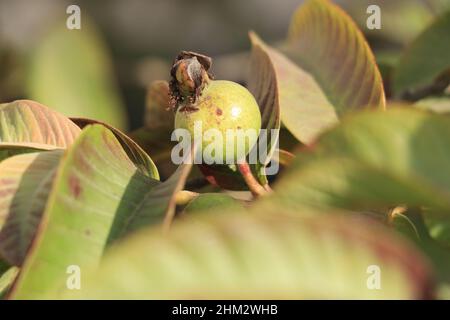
[171,51,262,164]
[169,51,213,107]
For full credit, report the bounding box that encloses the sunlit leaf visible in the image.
[277,0,385,143]
[247,32,281,167]
[0,151,62,265]
[287,0,386,112]
[65,209,433,299]
[9,125,190,299]
[272,108,450,216]
[71,118,159,179]
[250,32,337,145]
[26,19,127,129]
[394,11,450,95]
[0,100,80,160]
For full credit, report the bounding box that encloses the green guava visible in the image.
[174,80,261,164]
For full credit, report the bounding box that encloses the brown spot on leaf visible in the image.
[68,175,82,199]
[0,188,15,197]
[0,178,15,186]
[73,150,93,175]
[216,108,223,116]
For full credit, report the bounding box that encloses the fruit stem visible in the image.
[237,161,269,197]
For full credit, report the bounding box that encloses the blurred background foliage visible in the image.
[0,0,448,130]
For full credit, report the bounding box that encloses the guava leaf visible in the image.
[273,157,450,216]
[394,11,450,95]
[9,125,191,299]
[0,151,62,266]
[247,32,281,169]
[272,108,450,216]
[250,32,338,146]
[26,18,127,130]
[183,193,244,215]
[64,209,433,299]
[275,0,385,144]
[71,118,159,179]
[0,100,81,160]
[269,108,450,280]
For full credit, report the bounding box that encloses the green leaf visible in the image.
[394,11,450,95]
[243,0,386,145]
[0,100,81,160]
[71,118,159,179]
[183,193,244,215]
[278,0,385,144]
[247,32,281,170]
[9,125,190,299]
[26,19,127,130]
[250,32,338,145]
[0,151,62,266]
[273,157,450,215]
[272,108,450,216]
[65,209,434,299]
